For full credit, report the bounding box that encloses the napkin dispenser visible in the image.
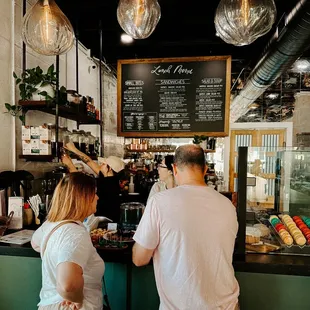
[8,197,24,229]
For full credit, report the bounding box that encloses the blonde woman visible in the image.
[31,172,104,310]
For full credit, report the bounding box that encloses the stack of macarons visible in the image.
[269,215,293,246]
[301,216,310,228]
[280,214,306,246]
[293,216,310,245]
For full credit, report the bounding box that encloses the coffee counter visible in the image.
[3,239,310,276]
[2,241,310,309]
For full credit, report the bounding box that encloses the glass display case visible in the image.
[237,147,310,256]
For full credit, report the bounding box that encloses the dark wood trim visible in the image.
[117,55,231,137]
[117,59,122,137]
[225,56,232,135]
[235,146,247,257]
[117,55,232,65]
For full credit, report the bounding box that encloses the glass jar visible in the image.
[95,137,100,156]
[86,131,96,156]
[58,127,65,151]
[70,130,80,150]
[78,130,89,154]
[120,202,145,229]
[62,127,72,147]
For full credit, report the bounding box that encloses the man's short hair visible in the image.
[174,145,206,173]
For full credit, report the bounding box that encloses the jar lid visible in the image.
[120,202,145,210]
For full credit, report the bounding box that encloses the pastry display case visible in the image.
[236,147,310,257]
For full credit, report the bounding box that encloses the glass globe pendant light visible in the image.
[117,0,161,39]
[22,0,75,56]
[214,0,277,46]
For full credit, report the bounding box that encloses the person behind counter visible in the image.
[147,155,175,202]
[31,172,104,310]
[61,142,125,222]
[132,144,239,310]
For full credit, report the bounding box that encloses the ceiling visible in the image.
[57,0,304,73]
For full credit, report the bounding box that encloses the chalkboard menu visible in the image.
[117,56,231,137]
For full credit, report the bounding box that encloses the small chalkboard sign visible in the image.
[117,56,231,137]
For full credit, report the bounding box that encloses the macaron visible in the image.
[275,223,286,232]
[284,236,293,246]
[271,218,280,226]
[296,236,306,246]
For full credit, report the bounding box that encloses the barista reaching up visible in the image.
[61,142,125,222]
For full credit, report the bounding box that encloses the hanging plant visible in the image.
[4,103,25,122]
[13,65,57,102]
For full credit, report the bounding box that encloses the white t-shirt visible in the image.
[32,221,104,310]
[147,181,167,203]
[134,185,240,310]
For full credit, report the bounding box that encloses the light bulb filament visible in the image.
[41,0,53,48]
[241,0,250,26]
[134,0,146,28]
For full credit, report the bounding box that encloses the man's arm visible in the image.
[65,142,100,175]
[132,197,160,267]
[132,243,154,267]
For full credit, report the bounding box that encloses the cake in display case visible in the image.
[238,147,310,256]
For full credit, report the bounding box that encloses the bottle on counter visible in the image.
[23,203,33,226]
[129,174,135,193]
[95,109,100,120]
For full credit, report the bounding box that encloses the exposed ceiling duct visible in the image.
[230,0,310,123]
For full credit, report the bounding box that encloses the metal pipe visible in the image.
[22,0,26,71]
[231,0,310,122]
[99,20,104,157]
[11,0,16,171]
[55,55,60,162]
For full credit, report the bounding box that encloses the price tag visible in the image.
[108,223,118,231]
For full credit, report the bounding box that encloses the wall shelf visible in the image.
[19,154,98,162]
[125,149,216,153]
[19,155,55,162]
[19,100,101,125]
[125,149,176,153]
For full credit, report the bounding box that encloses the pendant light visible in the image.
[117,0,161,39]
[22,0,75,56]
[214,0,277,46]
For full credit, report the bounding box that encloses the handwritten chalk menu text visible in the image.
[117,56,231,137]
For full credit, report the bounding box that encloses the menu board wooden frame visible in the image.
[117,56,231,137]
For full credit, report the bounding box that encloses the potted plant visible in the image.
[4,103,24,122]
[4,65,68,120]
[13,65,57,102]
[192,135,208,149]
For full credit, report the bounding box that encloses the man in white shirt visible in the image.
[133,144,239,310]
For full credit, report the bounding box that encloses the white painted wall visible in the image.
[0,0,15,171]
[7,0,105,175]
